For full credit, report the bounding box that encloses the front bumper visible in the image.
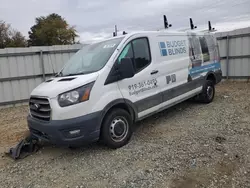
[27,112,101,147]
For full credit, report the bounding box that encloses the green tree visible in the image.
[0,21,27,48]
[28,13,78,46]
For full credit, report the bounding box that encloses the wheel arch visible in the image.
[205,71,217,85]
[100,99,138,127]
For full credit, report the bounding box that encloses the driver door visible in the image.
[116,36,162,119]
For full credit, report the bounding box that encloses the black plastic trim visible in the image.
[162,77,204,103]
[27,111,102,146]
[101,99,138,122]
[135,93,162,113]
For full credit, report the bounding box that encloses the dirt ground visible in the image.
[0,81,250,188]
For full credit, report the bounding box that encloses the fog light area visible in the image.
[69,130,81,135]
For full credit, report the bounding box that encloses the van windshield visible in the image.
[60,37,124,76]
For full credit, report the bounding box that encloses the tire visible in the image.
[198,80,215,103]
[101,108,133,149]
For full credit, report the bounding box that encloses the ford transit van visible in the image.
[27,30,222,148]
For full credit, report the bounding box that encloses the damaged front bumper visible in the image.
[27,112,101,147]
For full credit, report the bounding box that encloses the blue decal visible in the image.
[189,61,221,76]
[161,49,168,56]
[159,42,168,56]
[160,42,166,48]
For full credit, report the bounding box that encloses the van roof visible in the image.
[126,29,212,35]
[95,29,213,44]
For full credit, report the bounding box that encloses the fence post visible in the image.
[226,35,230,80]
[40,50,46,81]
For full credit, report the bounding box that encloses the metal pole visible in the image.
[40,50,46,81]
[226,35,230,80]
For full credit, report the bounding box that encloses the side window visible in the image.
[132,38,151,71]
[116,37,151,72]
[117,43,133,64]
[199,36,210,62]
[188,32,203,68]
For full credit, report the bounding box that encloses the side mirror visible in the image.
[118,58,135,79]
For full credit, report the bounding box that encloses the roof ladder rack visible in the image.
[163,15,172,29]
[112,25,128,37]
[208,21,215,31]
[190,18,197,30]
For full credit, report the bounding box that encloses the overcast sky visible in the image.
[0,0,250,43]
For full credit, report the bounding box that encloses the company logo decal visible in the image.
[159,40,187,56]
[34,103,41,110]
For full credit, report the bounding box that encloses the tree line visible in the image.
[0,13,79,49]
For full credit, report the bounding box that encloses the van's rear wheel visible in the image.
[101,109,133,149]
[198,80,215,103]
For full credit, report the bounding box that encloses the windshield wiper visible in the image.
[55,72,62,77]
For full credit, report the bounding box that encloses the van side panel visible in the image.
[138,33,202,118]
[138,32,222,119]
[154,34,191,98]
[187,32,221,80]
[101,31,222,121]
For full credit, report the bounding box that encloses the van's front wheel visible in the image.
[101,109,133,149]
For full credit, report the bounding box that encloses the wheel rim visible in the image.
[207,86,214,100]
[110,117,129,142]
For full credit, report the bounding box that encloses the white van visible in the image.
[28,30,222,148]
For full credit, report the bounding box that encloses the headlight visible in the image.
[58,82,94,107]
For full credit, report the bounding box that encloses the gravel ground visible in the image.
[0,81,250,188]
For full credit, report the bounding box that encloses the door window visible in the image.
[117,37,151,72]
[132,38,151,71]
[118,43,133,64]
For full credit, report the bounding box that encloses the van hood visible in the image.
[31,72,99,98]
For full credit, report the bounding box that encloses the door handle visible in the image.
[151,70,159,75]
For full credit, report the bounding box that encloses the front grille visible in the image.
[29,97,51,121]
